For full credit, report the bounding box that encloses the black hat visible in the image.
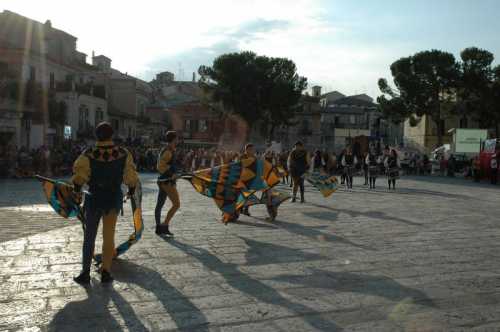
[294,141,303,147]
[95,122,114,141]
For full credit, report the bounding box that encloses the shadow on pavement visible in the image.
[301,211,339,220]
[112,259,210,331]
[405,175,500,190]
[48,259,210,332]
[239,236,325,266]
[310,203,423,227]
[47,282,149,332]
[166,238,341,331]
[352,185,473,200]
[271,268,436,307]
[271,219,374,251]
[232,219,278,229]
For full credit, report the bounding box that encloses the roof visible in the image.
[320,90,345,99]
[93,55,111,61]
[329,96,377,108]
[1,10,77,40]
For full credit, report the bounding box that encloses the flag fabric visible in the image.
[184,158,281,223]
[36,175,143,263]
[245,189,291,209]
[37,175,82,220]
[305,172,339,197]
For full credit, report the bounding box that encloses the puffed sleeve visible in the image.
[123,151,139,188]
[71,154,90,189]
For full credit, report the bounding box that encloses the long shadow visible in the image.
[271,219,374,251]
[239,236,325,266]
[301,211,339,220]
[165,238,341,331]
[310,203,423,227]
[351,186,472,200]
[232,219,278,229]
[406,175,500,190]
[47,282,148,332]
[271,268,436,307]
[112,259,210,331]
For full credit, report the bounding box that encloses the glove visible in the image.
[72,184,83,204]
[126,186,136,198]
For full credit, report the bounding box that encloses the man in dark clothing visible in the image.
[288,141,310,203]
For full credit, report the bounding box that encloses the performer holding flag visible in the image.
[72,122,139,285]
[155,131,180,236]
[288,141,310,203]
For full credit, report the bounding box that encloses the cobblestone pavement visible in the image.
[1,174,500,331]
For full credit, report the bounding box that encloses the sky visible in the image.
[2,0,500,98]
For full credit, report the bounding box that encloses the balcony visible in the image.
[56,82,106,99]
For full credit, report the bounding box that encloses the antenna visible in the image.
[178,62,185,81]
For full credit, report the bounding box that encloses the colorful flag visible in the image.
[37,175,82,220]
[305,172,338,197]
[184,158,281,223]
[36,175,143,263]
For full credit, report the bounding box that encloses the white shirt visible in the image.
[491,158,498,169]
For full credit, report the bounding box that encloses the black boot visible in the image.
[73,271,90,285]
[300,192,305,203]
[156,224,173,236]
[101,269,114,283]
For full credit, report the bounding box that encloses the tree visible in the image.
[492,65,500,137]
[260,57,307,140]
[199,51,307,140]
[376,79,410,124]
[455,47,500,133]
[456,48,493,125]
[378,50,459,145]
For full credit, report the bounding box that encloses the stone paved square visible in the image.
[1,174,500,331]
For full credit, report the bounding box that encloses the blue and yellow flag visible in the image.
[37,175,143,263]
[184,158,281,223]
[305,172,338,197]
[37,175,82,220]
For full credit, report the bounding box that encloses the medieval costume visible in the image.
[279,152,290,184]
[155,131,180,236]
[72,122,138,284]
[288,141,310,203]
[365,153,380,189]
[385,150,401,190]
[341,150,357,189]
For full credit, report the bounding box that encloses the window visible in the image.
[78,105,89,130]
[184,119,192,131]
[349,115,356,124]
[199,119,208,132]
[95,108,104,126]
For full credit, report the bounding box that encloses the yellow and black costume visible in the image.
[72,138,138,283]
[155,146,180,235]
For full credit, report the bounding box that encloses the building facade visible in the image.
[0,10,109,147]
